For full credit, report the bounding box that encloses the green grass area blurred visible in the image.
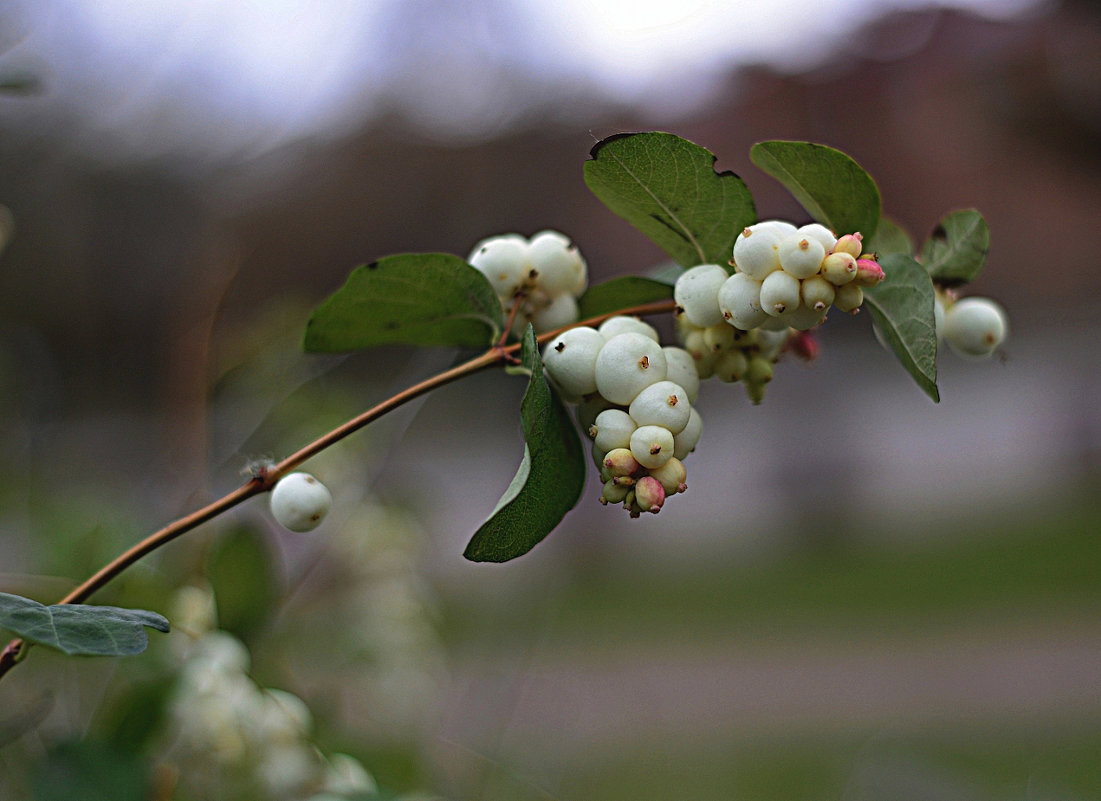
[428,491,1101,801]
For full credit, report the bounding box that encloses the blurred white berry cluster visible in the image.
[543,315,702,517]
[468,230,587,336]
[160,586,378,801]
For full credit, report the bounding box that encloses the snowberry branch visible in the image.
[0,297,676,683]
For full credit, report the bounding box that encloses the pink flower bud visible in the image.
[634,475,666,513]
[854,258,885,287]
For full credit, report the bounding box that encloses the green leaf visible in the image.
[0,592,169,657]
[584,132,756,268]
[749,141,881,240]
[864,253,940,403]
[866,216,913,257]
[464,326,587,562]
[304,253,504,352]
[206,525,280,639]
[920,209,990,286]
[33,739,150,801]
[578,276,675,320]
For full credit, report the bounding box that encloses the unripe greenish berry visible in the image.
[598,315,660,342]
[943,296,1008,358]
[833,282,864,313]
[600,478,632,505]
[527,230,587,296]
[731,224,783,280]
[785,301,828,331]
[702,322,737,353]
[801,274,836,311]
[674,263,729,327]
[576,394,614,435]
[744,357,774,405]
[648,457,687,495]
[594,332,668,406]
[603,447,641,477]
[820,251,858,285]
[269,473,333,533]
[755,329,788,361]
[630,424,675,470]
[633,475,666,513]
[528,291,580,333]
[661,346,702,404]
[934,295,946,341]
[760,269,801,316]
[592,408,638,453]
[778,234,827,279]
[797,223,837,253]
[832,233,864,258]
[717,272,769,331]
[467,235,531,297]
[628,380,691,435]
[672,407,703,460]
[542,326,606,399]
[713,348,748,383]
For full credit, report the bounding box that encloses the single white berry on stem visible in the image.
[269,473,333,533]
[628,380,691,435]
[591,408,638,453]
[943,296,1008,358]
[630,425,675,470]
[542,326,606,399]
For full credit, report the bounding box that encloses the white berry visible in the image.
[528,291,580,333]
[674,264,729,327]
[662,346,702,403]
[598,315,660,342]
[717,272,769,331]
[591,408,638,453]
[467,235,531,297]
[943,297,1007,359]
[269,473,332,533]
[778,234,827,280]
[594,333,668,406]
[672,407,703,460]
[796,223,837,253]
[732,225,783,280]
[542,326,606,399]
[760,270,801,316]
[528,230,587,296]
[628,380,691,435]
[630,424,675,470]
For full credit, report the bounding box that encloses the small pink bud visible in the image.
[789,331,819,361]
[634,475,666,513]
[854,258,885,287]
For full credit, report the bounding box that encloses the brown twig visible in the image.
[0,297,676,682]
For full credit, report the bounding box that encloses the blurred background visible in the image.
[1,0,1100,799]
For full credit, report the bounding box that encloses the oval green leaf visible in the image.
[303,253,504,352]
[920,209,990,286]
[463,326,587,562]
[0,592,170,657]
[584,132,756,268]
[578,276,675,320]
[749,141,881,240]
[866,216,913,257]
[864,253,940,403]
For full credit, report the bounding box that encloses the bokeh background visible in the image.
[1,0,1100,799]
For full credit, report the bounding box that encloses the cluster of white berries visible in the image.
[164,588,377,800]
[543,316,702,517]
[676,221,884,333]
[671,220,881,403]
[468,230,588,335]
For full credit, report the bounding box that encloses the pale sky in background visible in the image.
[0,0,1047,163]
